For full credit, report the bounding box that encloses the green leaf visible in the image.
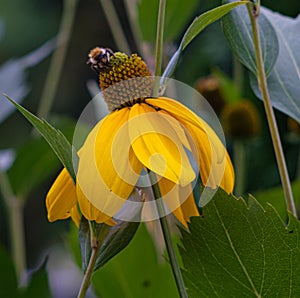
[22,258,51,298]
[138,0,199,42]
[3,95,78,183]
[180,188,300,297]
[161,1,248,85]
[181,1,248,51]
[250,8,300,123]
[0,246,19,297]
[79,217,140,273]
[222,1,279,77]
[92,224,178,298]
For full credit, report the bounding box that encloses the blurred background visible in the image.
[0,0,299,297]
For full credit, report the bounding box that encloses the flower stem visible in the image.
[99,0,131,54]
[37,0,78,119]
[77,221,99,298]
[246,3,297,217]
[153,0,166,96]
[148,171,188,298]
[0,170,26,284]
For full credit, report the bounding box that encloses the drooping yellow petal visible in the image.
[76,184,116,225]
[220,153,235,191]
[128,103,195,186]
[146,97,235,193]
[173,193,200,227]
[158,177,199,228]
[46,168,77,222]
[70,204,81,227]
[76,108,142,222]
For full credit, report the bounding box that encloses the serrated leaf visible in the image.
[79,217,140,273]
[222,1,279,77]
[180,188,300,297]
[161,1,248,87]
[3,95,77,183]
[250,8,300,123]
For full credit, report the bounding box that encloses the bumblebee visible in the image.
[87,47,114,72]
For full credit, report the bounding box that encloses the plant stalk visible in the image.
[0,170,26,284]
[77,221,99,298]
[148,171,188,298]
[153,0,166,96]
[246,3,297,217]
[37,0,78,119]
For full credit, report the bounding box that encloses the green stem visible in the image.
[246,3,297,217]
[37,0,78,119]
[0,170,26,284]
[99,0,131,54]
[77,221,99,298]
[153,0,166,96]
[148,171,188,298]
[233,140,246,196]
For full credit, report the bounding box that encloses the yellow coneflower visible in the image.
[46,48,234,228]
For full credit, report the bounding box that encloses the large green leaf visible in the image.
[250,8,300,123]
[91,224,178,298]
[222,1,279,78]
[3,95,78,183]
[180,188,300,297]
[161,1,248,86]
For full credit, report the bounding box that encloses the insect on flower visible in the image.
[87,47,114,72]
